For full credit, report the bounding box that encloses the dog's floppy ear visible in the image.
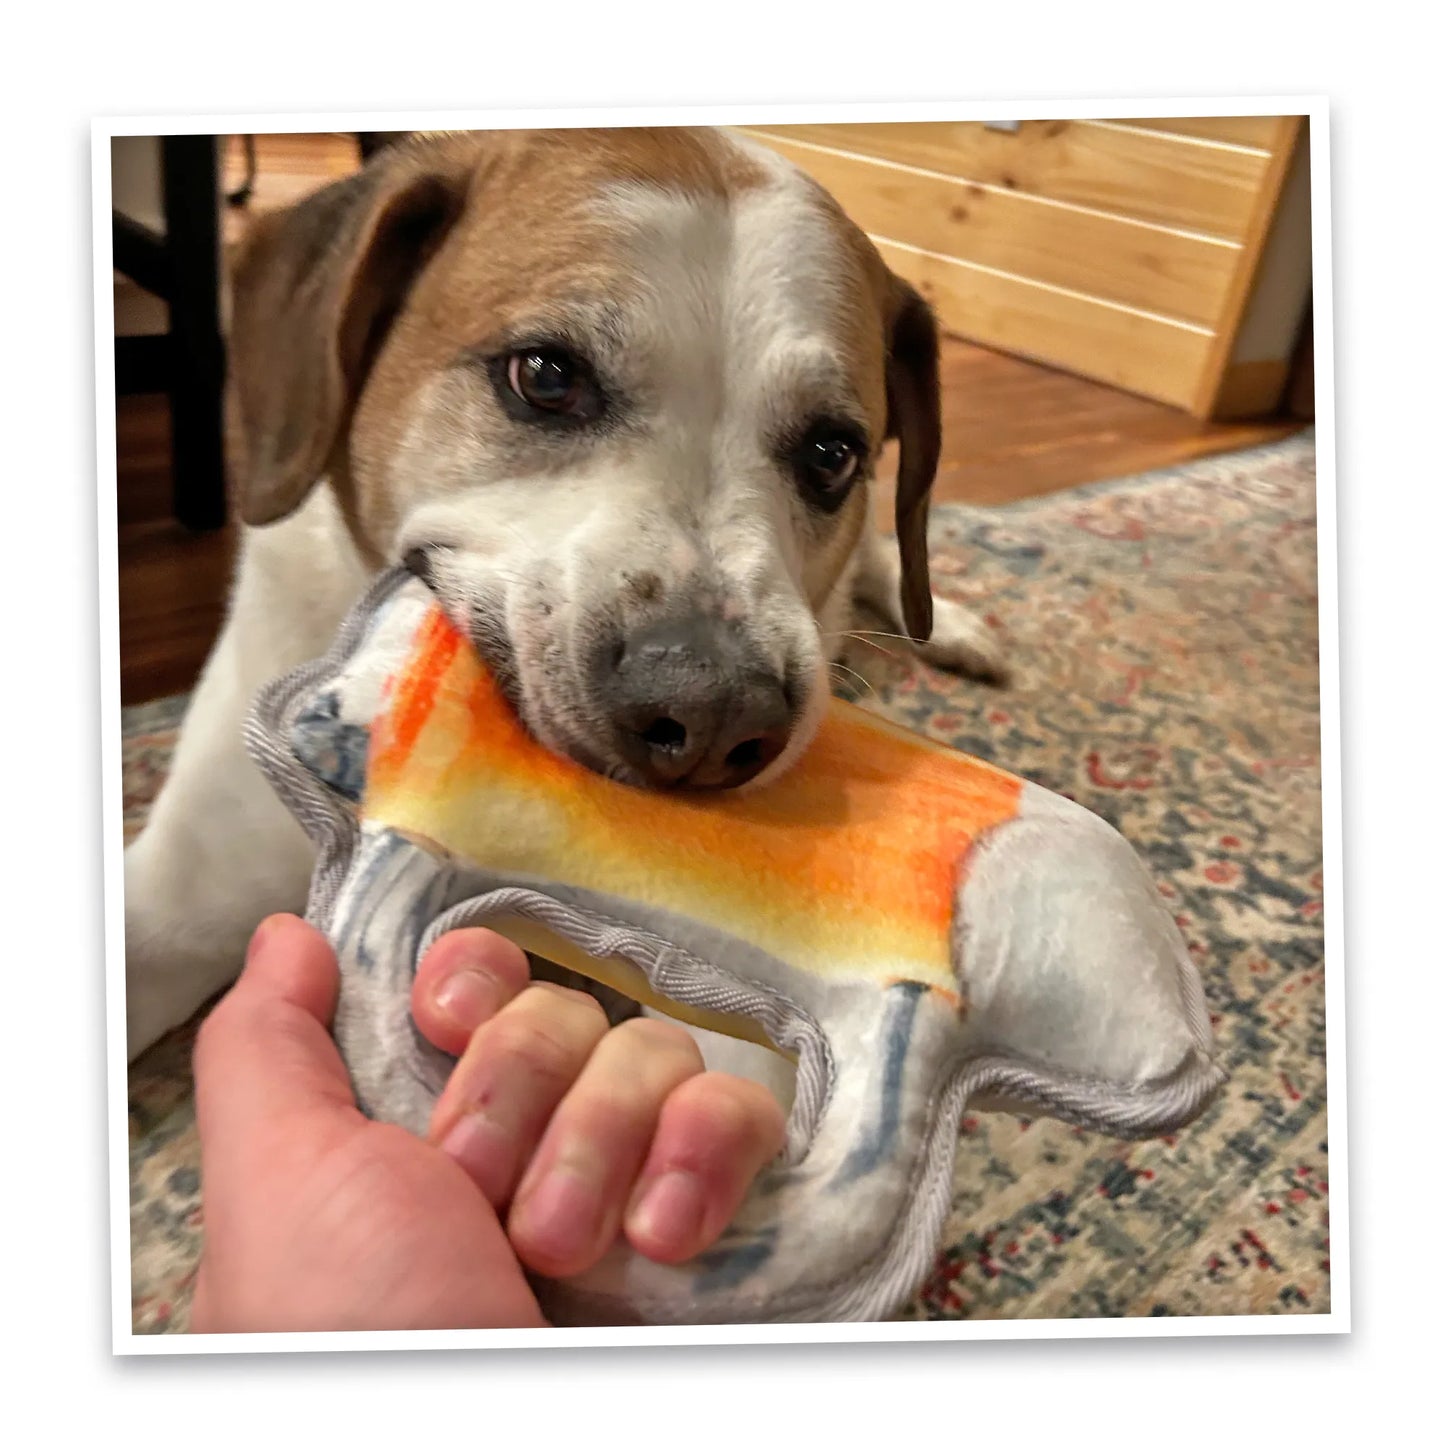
[226,142,468,526]
[884,277,942,643]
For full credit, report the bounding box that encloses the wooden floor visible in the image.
[115,134,1305,705]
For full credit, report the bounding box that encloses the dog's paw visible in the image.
[917,596,1010,685]
[123,836,257,1061]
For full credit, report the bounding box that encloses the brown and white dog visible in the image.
[123,127,1006,1061]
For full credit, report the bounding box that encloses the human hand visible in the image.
[413,926,787,1277]
[189,915,785,1332]
[189,914,545,1331]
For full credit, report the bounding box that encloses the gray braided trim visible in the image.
[243,568,415,928]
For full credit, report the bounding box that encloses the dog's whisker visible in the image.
[827,628,922,647]
[829,661,875,698]
[832,632,898,662]
[822,631,915,679]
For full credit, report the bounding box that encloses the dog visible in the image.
[123,126,1007,1062]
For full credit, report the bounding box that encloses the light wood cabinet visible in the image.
[740,116,1310,418]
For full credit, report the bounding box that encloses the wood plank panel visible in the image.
[876,331,1302,511]
[1189,118,1305,415]
[748,131,1239,327]
[1209,358,1291,420]
[1108,116,1288,150]
[872,238,1213,409]
[749,120,1271,238]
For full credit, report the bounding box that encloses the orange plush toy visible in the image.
[249,570,1224,1326]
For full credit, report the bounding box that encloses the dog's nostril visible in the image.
[641,716,688,754]
[725,737,765,773]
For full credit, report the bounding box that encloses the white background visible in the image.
[2,2,1435,1436]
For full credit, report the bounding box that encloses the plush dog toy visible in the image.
[246,569,1224,1326]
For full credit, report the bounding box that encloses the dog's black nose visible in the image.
[604,618,792,789]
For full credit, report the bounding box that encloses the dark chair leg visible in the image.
[226,134,257,208]
[161,136,228,532]
[357,131,409,161]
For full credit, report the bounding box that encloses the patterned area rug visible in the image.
[124,430,1327,1331]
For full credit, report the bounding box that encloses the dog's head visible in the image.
[227,128,941,790]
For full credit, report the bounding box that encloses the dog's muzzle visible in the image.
[595,616,792,790]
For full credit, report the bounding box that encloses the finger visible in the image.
[430,983,611,1207]
[411,928,531,1056]
[623,1073,786,1264]
[234,912,339,1025]
[193,914,357,1160]
[507,1017,705,1278]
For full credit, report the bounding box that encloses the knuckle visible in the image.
[191,992,257,1066]
[678,1075,786,1156]
[192,1003,228,1072]
[484,1015,587,1087]
[557,1092,637,1143]
[611,1015,705,1066]
[526,980,609,1021]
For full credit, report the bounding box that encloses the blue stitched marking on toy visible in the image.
[692,1227,779,1292]
[336,833,419,973]
[337,833,457,979]
[829,981,928,1189]
[291,690,370,802]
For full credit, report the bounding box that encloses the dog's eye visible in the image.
[792,425,865,505]
[504,348,601,420]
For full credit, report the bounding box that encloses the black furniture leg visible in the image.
[357,131,409,161]
[161,136,228,532]
[226,134,257,208]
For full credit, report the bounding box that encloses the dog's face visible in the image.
[228,129,941,789]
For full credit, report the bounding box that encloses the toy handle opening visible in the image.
[324,825,969,1325]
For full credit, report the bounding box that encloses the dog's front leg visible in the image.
[124,628,315,1059]
[851,528,1008,683]
[124,504,370,1060]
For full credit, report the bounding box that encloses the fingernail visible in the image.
[516,1166,601,1264]
[432,969,499,1031]
[628,1171,706,1254]
[440,1111,514,1202]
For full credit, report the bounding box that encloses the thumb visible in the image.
[193,914,358,1147]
